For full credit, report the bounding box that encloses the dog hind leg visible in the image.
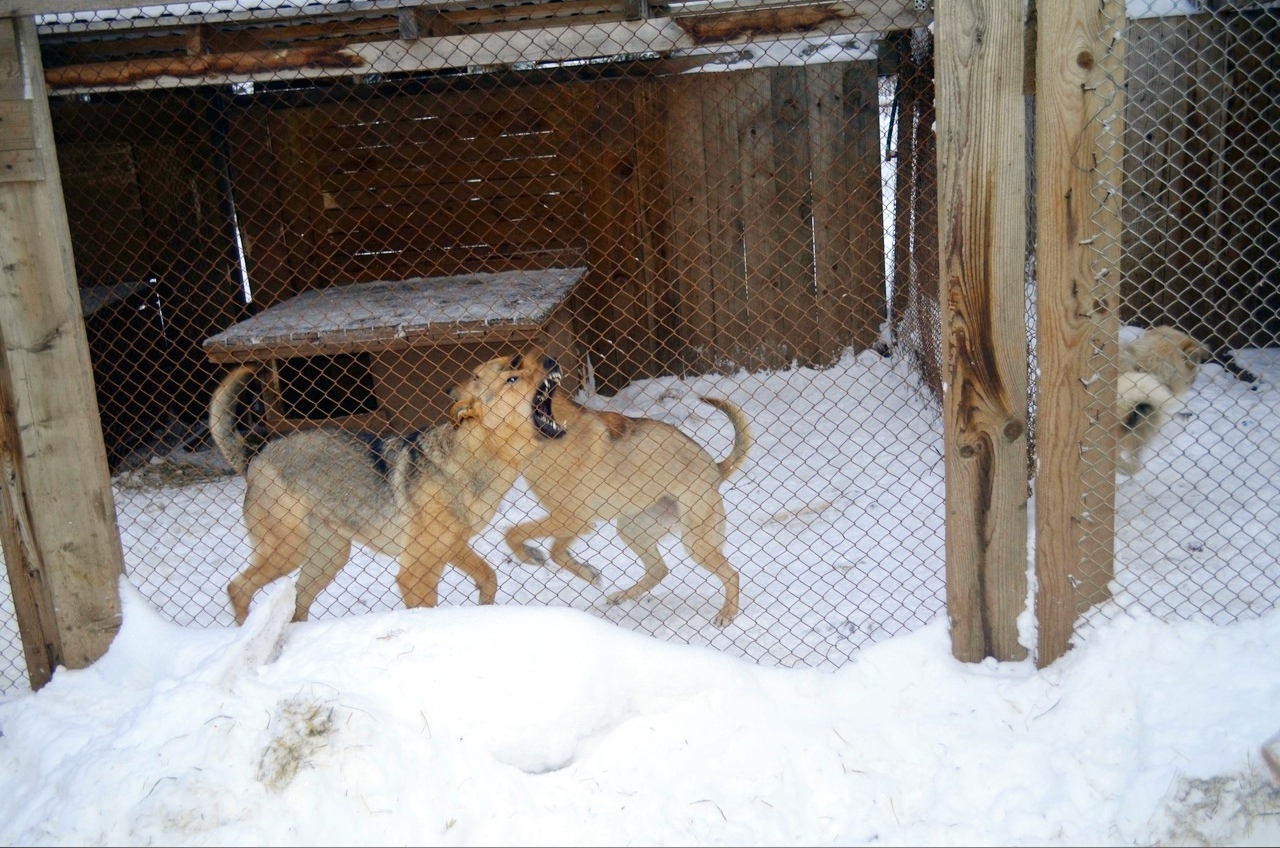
[681,497,739,627]
[293,517,353,622]
[229,500,307,625]
[607,498,678,610]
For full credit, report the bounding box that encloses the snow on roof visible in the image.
[37,0,408,33]
[203,267,586,351]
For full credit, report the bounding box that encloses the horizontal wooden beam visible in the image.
[41,3,925,93]
[204,322,548,363]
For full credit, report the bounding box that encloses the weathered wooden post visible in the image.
[0,14,124,689]
[1033,0,1126,667]
[935,0,1031,663]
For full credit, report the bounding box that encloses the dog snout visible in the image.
[540,355,559,375]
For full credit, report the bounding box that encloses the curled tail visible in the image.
[209,365,259,475]
[698,396,752,482]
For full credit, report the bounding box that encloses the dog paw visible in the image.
[514,543,548,566]
[567,557,601,586]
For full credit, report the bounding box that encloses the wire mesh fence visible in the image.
[1074,1,1280,637]
[1,1,1277,695]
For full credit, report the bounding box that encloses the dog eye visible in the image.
[506,375,519,384]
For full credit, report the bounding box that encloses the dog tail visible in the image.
[209,365,259,475]
[699,396,752,481]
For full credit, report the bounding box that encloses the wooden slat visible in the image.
[319,211,588,255]
[306,85,568,127]
[310,133,570,178]
[632,76,682,376]
[572,79,651,390]
[808,61,851,362]
[768,65,819,365]
[276,108,335,301]
[224,104,294,307]
[331,245,584,285]
[662,74,718,373]
[43,15,402,67]
[738,67,782,371]
[310,106,560,155]
[821,60,884,358]
[322,172,581,212]
[936,0,1029,664]
[319,190,587,235]
[701,71,751,370]
[318,153,577,194]
[1034,0,1126,668]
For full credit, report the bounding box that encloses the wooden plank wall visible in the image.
[1122,11,1280,350]
[657,63,885,380]
[230,83,591,307]
[225,62,886,395]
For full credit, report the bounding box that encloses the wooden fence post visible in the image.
[1033,0,1126,667]
[935,1,1030,663]
[0,15,124,689]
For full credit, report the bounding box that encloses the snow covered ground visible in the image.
[1,336,1278,845]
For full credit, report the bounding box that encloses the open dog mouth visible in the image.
[533,359,567,439]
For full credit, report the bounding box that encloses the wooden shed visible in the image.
[32,0,917,456]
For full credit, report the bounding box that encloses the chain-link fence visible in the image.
[2,0,1277,695]
[1063,1,1280,639]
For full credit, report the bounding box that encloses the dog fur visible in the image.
[1120,325,1212,398]
[210,352,563,623]
[1115,325,1210,474]
[1117,370,1177,475]
[504,386,752,627]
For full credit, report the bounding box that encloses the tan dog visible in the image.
[1115,325,1210,474]
[1116,371,1177,475]
[505,384,752,627]
[1120,325,1212,398]
[211,352,564,623]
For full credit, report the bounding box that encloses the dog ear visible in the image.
[509,353,523,370]
[1180,335,1211,363]
[449,397,481,429]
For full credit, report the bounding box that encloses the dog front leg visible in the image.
[506,515,600,585]
[398,537,446,609]
[451,546,500,606]
[295,527,352,622]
